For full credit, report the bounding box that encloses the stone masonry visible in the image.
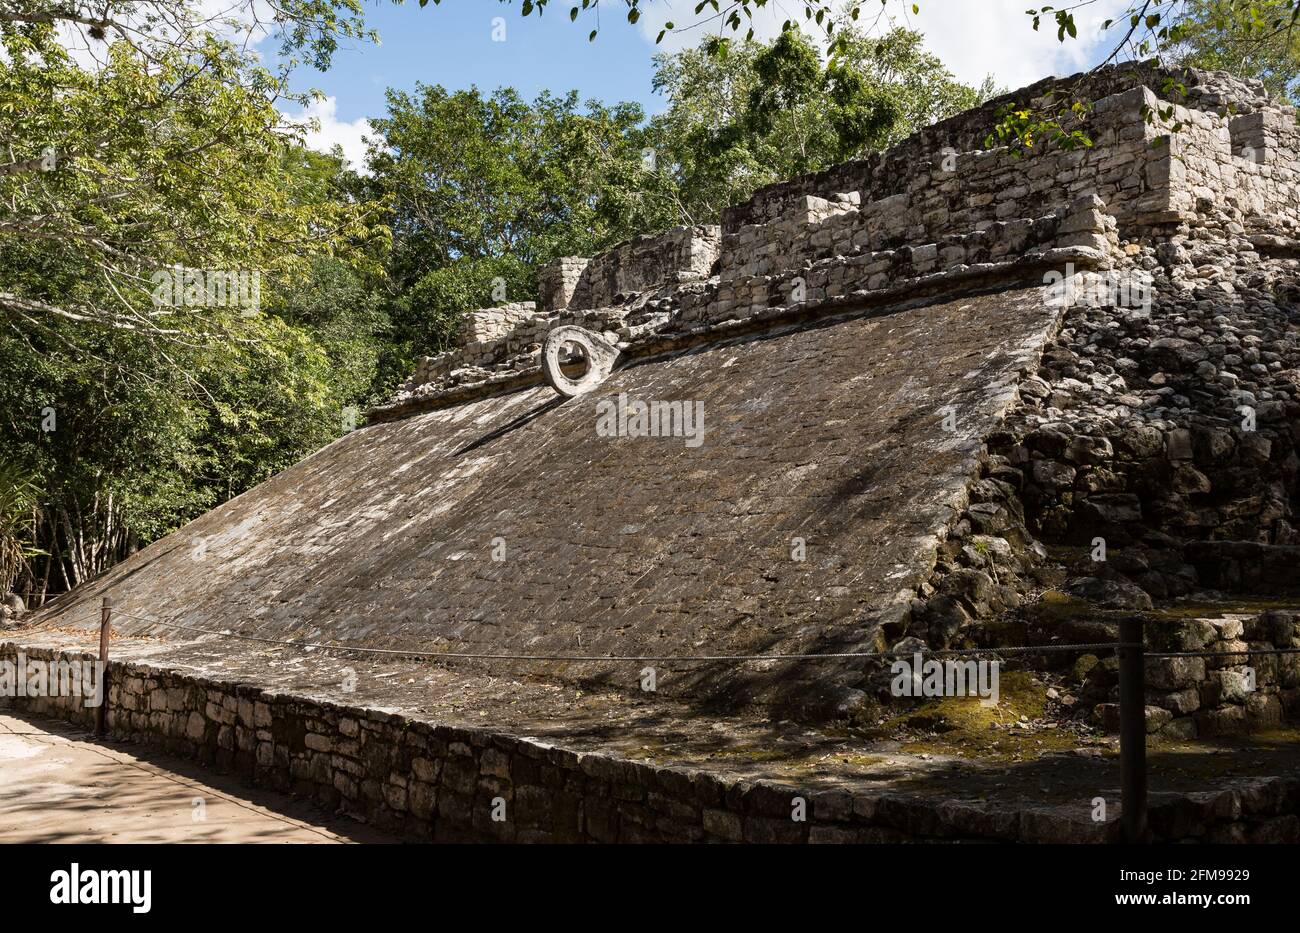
[7,643,1299,843]
[386,61,1298,413]
[6,61,1300,842]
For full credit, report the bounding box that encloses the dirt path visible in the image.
[0,710,394,843]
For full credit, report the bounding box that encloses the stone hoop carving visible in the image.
[542,325,620,397]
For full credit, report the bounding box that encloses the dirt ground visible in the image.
[0,710,394,843]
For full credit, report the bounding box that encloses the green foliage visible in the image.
[367,85,657,287]
[0,1,376,75]
[1168,0,1300,102]
[364,84,674,357]
[0,462,42,596]
[0,25,386,331]
[271,254,390,406]
[645,26,988,222]
[468,0,1300,148]
[389,256,533,359]
[0,17,390,595]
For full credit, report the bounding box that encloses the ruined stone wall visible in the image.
[563,225,719,312]
[719,63,1287,234]
[716,74,1287,265]
[995,253,1300,555]
[695,194,1108,327]
[456,301,541,345]
[900,243,1300,663]
[402,225,719,399]
[720,86,1169,245]
[1162,98,1300,231]
[391,63,1299,412]
[8,66,1300,840]
[8,643,1298,843]
[1082,610,1300,740]
[537,257,590,314]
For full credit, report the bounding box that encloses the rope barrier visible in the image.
[1146,647,1300,658]
[17,603,1300,665]
[31,598,1296,850]
[98,608,1127,663]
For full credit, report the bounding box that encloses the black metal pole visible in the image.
[96,596,112,736]
[1118,616,1148,843]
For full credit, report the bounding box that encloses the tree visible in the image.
[365,85,668,361]
[437,0,1300,148]
[0,1,375,71]
[0,25,383,344]
[646,26,990,222]
[1168,0,1300,101]
[368,86,657,283]
[0,13,391,602]
[0,463,42,599]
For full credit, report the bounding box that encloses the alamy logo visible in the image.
[50,864,151,913]
[595,392,705,448]
[151,267,260,313]
[1043,262,1152,312]
[890,652,1000,706]
[0,653,103,707]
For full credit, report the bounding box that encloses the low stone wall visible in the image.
[1084,610,1300,739]
[456,302,542,345]
[4,642,1298,843]
[697,198,1108,326]
[1174,100,1300,234]
[720,85,1171,244]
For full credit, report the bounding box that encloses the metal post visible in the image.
[1118,616,1148,843]
[96,596,112,736]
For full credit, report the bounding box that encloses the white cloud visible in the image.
[639,0,1133,92]
[283,96,374,174]
[888,0,1133,91]
[54,0,278,71]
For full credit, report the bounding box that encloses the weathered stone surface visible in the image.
[25,287,1060,710]
[541,325,621,397]
[7,61,1300,844]
[1064,575,1154,610]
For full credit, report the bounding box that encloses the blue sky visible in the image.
[279,0,1129,169]
[290,1,668,120]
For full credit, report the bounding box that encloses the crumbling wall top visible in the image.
[381,61,1300,419]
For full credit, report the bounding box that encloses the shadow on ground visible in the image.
[0,709,397,844]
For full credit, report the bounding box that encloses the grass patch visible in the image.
[878,671,1088,761]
